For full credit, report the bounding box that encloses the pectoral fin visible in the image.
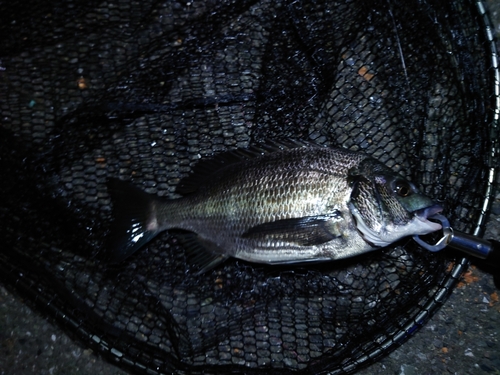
[241,212,343,246]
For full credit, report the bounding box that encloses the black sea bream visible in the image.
[108,141,442,273]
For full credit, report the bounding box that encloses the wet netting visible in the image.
[0,0,499,373]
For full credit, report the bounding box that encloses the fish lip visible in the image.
[414,204,443,220]
[414,204,444,232]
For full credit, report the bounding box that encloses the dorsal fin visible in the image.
[176,139,322,195]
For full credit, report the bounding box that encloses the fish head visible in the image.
[348,160,442,248]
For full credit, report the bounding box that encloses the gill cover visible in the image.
[348,159,437,247]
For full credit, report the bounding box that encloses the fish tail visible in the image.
[107,178,162,263]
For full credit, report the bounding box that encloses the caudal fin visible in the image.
[107,178,160,263]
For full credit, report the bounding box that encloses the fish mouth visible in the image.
[414,204,443,232]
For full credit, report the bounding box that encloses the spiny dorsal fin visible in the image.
[176,139,323,194]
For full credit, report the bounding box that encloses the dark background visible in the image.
[1,1,500,374]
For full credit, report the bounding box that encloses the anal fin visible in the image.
[176,232,228,274]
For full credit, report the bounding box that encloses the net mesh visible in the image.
[0,0,498,373]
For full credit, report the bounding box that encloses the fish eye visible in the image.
[394,181,412,197]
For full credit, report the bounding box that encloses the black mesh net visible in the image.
[0,0,498,374]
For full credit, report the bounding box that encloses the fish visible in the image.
[107,140,442,273]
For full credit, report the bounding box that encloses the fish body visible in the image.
[108,141,442,272]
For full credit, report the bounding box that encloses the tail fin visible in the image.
[107,178,161,263]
